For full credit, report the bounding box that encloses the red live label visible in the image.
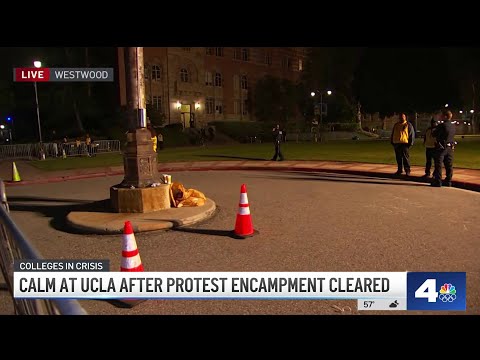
[14,68,50,82]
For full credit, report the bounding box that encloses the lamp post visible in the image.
[311,89,332,142]
[33,60,43,144]
[470,109,475,134]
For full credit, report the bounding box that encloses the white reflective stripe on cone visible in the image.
[239,193,249,204]
[238,207,251,215]
[121,255,142,269]
[122,234,138,251]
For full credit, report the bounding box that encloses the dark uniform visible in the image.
[431,119,456,187]
[271,127,284,161]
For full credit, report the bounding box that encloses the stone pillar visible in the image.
[120,47,159,188]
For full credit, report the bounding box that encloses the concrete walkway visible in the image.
[2,159,480,192]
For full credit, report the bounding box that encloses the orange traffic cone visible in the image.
[232,184,259,239]
[121,221,144,272]
[111,221,146,309]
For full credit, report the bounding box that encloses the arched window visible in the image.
[215,72,222,87]
[151,65,162,81]
[180,68,189,82]
[241,75,248,90]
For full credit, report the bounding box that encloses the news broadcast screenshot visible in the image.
[0,47,478,316]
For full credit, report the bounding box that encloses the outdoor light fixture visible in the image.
[445,104,449,107]
[195,102,200,110]
[0,125,4,129]
[311,92,315,97]
[176,101,181,110]
[470,110,474,113]
[33,61,42,68]
[327,90,332,95]
[459,111,463,114]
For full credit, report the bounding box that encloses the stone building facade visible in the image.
[117,47,306,128]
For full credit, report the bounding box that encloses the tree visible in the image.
[146,105,166,127]
[253,75,298,125]
[302,47,365,101]
[299,47,363,127]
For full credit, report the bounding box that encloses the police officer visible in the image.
[431,109,456,187]
[271,124,284,161]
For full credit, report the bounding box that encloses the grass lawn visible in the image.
[30,138,480,171]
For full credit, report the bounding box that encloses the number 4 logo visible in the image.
[415,279,438,302]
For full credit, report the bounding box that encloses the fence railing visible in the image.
[0,179,88,315]
[0,140,121,161]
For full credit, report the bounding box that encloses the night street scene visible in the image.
[0,47,479,316]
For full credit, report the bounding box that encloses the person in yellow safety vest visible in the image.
[390,113,415,176]
[423,117,438,178]
[147,124,157,153]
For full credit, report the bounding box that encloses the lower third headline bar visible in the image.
[13,272,406,299]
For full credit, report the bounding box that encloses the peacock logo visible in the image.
[439,283,456,302]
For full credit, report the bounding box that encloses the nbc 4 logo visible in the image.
[407,272,466,311]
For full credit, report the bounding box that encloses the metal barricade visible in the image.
[0,179,88,315]
[0,140,121,160]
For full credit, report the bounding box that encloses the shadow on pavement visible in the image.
[5,196,94,204]
[172,227,241,239]
[244,171,427,187]
[7,196,111,234]
[196,154,267,161]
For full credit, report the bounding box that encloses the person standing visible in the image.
[85,133,92,157]
[147,124,157,153]
[431,109,456,187]
[390,113,415,176]
[423,118,437,177]
[271,124,284,161]
[157,132,164,151]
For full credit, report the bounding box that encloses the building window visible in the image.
[240,75,248,90]
[298,58,303,71]
[241,100,248,115]
[205,71,213,86]
[180,68,189,83]
[214,72,223,87]
[182,47,191,52]
[215,100,223,114]
[234,100,240,115]
[152,96,162,111]
[215,47,224,57]
[282,57,293,70]
[206,97,214,114]
[206,47,214,55]
[241,48,249,61]
[265,51,272,65]
[233,48,241,60]
[152,65,162,81]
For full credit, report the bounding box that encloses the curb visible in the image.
[4,165,480,193]
[4,170,124,187]
[65,198,217,234]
